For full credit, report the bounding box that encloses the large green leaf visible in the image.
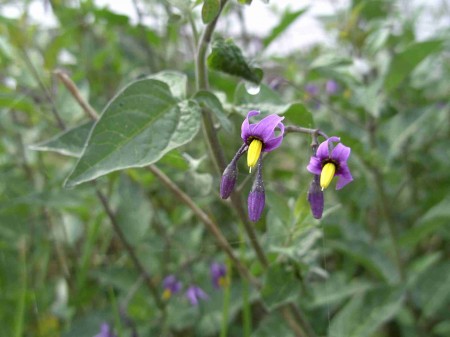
[385,40,443,92]
[194,90,234,133]
[30,121,94,157]
[64,79,201,187]
[329,287,405,337]
[263,8,308,48]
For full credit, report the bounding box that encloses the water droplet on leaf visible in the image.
[244,82,261,95]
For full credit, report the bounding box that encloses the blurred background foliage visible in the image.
[1,0,449,336]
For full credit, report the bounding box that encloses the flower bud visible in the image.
[220,160,238,199]
[307,175,324,219]
[248,159,265,222]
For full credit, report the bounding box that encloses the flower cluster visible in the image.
[306,136,353,218]
[220,111,353,221]
[161,262,228,306]
[220,111,285,222]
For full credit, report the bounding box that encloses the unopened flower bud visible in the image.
[307,175,324,219]
[248,158,265,222]
[220,160,238,199]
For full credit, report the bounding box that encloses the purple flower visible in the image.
[210,262,228,289]
[307,175,324,219]
[220,110,284,221]
[305,83,319,96]
[241,111,285,170]
[162,275,182,300]
[307,136,353,190]
[93,323,116,337]
[185,285,208,306]
[325,80,339,95]
[248,158,265,222]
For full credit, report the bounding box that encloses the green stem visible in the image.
[14,239,27,337]
[220,258,232,337]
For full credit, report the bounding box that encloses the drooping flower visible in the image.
[307,136,353,190]
[325,80,339,95]
[241,111,285,172]
[220,111,284,221]
[185,285,208,306]
[93,323,117,337]
[307,174,324,219]
[161,275,182,300]
[210,262,228,289]
[247,158,265,222]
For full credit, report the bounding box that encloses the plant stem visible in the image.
[96,189,165,311]
[285,125,329,139]
[147,165,260,288]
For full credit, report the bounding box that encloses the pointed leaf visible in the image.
[261,265,299,310]
[263,8,308,48]
[65,79,201,187]
[30,121,94,157]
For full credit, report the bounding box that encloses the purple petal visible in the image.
[307,176,324,219]
[251,114,285,143]
[241,110,260,142]
[316,136,340,160]
[331,143,351,164]
[306,157,323,175]
[220,161,238,199]
[263,121,285,152]
[335,165,353,190]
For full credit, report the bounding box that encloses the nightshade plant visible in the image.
[4,0,449,337]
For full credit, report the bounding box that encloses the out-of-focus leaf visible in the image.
[310,54,352,69]
[329,286,405,337]
[261,265,299,310]
[207,38,262,84]
[331,241,400,284]
[202,0,220,24]
[148,71,187,99]
[266,191,291,224]
[400,198,450,247]
[412,262,450,318]
[263,8,308,48]
[251,311,294,337]
[283,103,314,127]
[116,175,153,245]
[194,90,234,133]
[385,40,443,92]
[30,121,94,157]
[64,79,201,187]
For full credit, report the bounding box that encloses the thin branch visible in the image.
[147,165,260,288]
[284,125,328,140]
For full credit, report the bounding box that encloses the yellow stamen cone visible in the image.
[162,288,172,300]
[247,139,263,172]
[320,163,336,190]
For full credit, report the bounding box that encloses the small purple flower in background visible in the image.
[325,80,339,95]
[93,323,117,337]
[307,175,324,219]
[305,83,319,97]
[185,285,208,306]
[220,110,284,221]
[162,275,182,300]
[210,262,228,289]
[307,136,353,190]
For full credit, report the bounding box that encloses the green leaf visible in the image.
[261,264,299,311]
[331,240,400,284]
[263,8,308,48]
[30,121,94,157]
[64,79,201,187]
[148,70,187,99]
[202,0,220,24]
[115,175,153,245]
[252,311,294,337]
[385,40,443,92]
[399,197,450,247]
[194,90,234,133]
[329,287,405,337]
[283,103,314,127]
[207,38,263,84]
